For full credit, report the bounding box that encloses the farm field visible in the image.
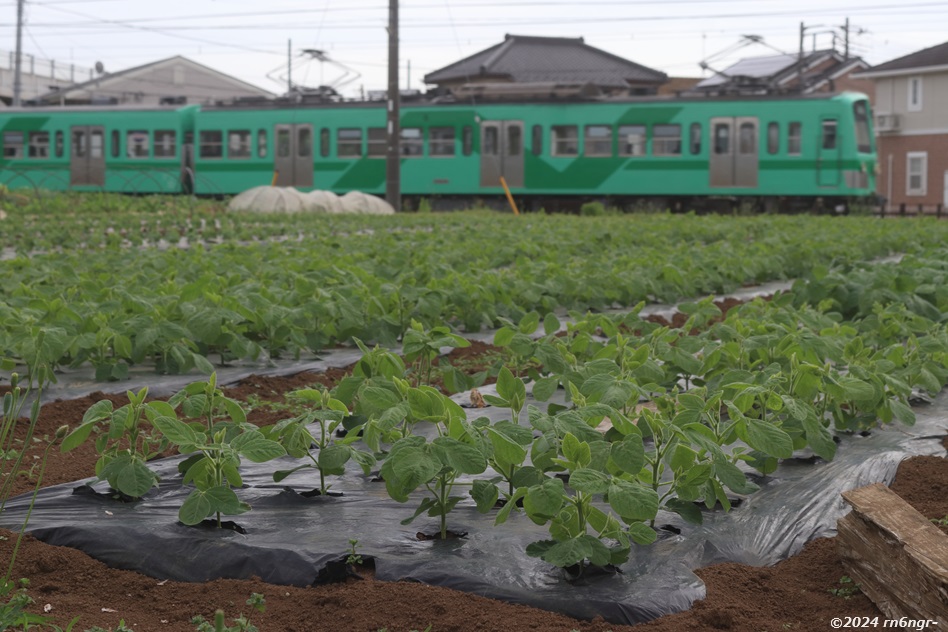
[2,196,948,630]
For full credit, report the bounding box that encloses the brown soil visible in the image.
[3,360,945,631]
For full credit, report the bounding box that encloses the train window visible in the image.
[28,132,49,158]
[199,131,223,159]
[429,127,455,157]
[551,125,578,156]
[297,127,312,158]
[276,128,291,158]
[72,130,86,158]
[54,131,64,158]
[320,128,330,158]
[401,127,423,156]
[483,127,498,155]
[155,131,176,158]
[738,123,756,155]
[3,132,24,159]
[689,123,701,155]
[462,126,473,156]
[618,125,645,156]
[257,129,267,158]
[767,123,779,155]
[531,125,542,156]
[127,130,150,158]
[89,130,104,158]
[713,124,730,155]
[653,124,681,156]
[111,130,120,158]
[787,122,802,155]
[337,128,362,158]
[367,128,386,157]
[821,120,837,150]
[507,125,522,157]
[228,130,251,159]
[853,101,871,153]
[584,125,612,157]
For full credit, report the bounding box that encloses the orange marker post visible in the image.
[499,176,520,216]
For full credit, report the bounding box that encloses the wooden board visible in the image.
[838,483,948,623]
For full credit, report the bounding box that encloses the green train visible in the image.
[0,91,876,211]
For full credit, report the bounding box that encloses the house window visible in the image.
[908,76,923,112]
[3,132,24,159]
[199,130,223,159]
[618,125,646,156]
[337,128,362,158]
[788,122,802,156]
[767,122,779,155]
[907,152,927,196]
[154,130,176,158]
[28,131,49,158]
[584,125,612,157]
[228,130,251,159]
[127,130,150,158]
[367,127,386,158]
[551,125,578,156]
[429,127,455,156]
[653,124,681,156]
[401,127,423,156]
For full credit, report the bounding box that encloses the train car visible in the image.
[0,104,197,194]
[0,92,876,211]
[190,91,876,211]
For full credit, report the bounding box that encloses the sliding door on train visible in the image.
[69,126,105,187]
[273,124,314,188]
[709,117,758,189]
[480,120,524,188]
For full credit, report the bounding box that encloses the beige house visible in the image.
[29,56,273,106]
[855,41,948,211]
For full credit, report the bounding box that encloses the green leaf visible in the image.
[471,479,500,513]
[496,367,526,412]
[568,468,610,494]
[152,415,202,448]
[531,376,559,402]
[889,399,916,426]
[607,478,659,522]
[487,428,527,469]
[317,444,352,471]
[741,418,793,459]
[61,423,95,452]
[561,432,591,468]
[231,431,287,463]
[665,498,703,525]
[431,437,487,475]
[81,399,114,424]
[543,312,561,336]
[524,477,565,523]
[627,521,658,545]
[713,457,758,495]
[610,434,645,475]
[99,455,158,498]
[801,415,837,461]
[179,489,212,525]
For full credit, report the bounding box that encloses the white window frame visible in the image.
[906,151,927,196]
[908,76,923,112]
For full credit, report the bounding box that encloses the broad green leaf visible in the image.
[524,477,565,523]
[568,468,610,494]
[665,498,703,525]
[431,436,487,474]
[232,431,287,463]
[471,479,500,513]
[627,521,658,545]
[487,427,527,469]
[99,455,158,498]
[152,415,202,448]
[317,444,352,471]
[741,418,793,459]
[607,478,659,523]
[610,434,645,475]
[531,376,559,402]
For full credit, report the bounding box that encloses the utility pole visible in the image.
[13,0,24,106]
[287,39,292,93]
[386,0,401,211]
[797,21,805,94]
[843,17,850,59]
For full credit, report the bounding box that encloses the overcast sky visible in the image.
[3,0,947,98]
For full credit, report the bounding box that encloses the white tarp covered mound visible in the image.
[228,187,394,215]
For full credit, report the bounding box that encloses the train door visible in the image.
[69,126,105,186]
[817,117,840,187]
[273,123,314,188]
[480,120,524,188]
[709,117,758,188]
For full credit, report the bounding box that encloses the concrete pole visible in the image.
[13,0,25,106]
[386,0,401,211]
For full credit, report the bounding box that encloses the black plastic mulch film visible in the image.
[3,373,945,625]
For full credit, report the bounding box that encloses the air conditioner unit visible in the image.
[875,113,901,132]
